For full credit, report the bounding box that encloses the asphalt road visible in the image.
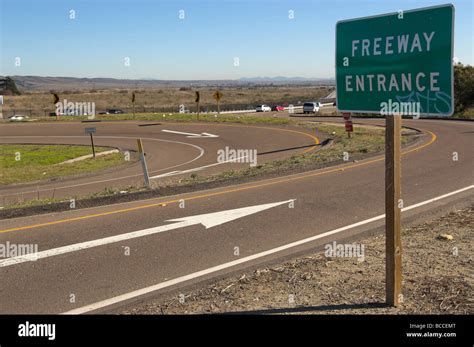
[0,117,473,313]
[0,121,320,204]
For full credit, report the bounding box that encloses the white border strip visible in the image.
[63,184,473,314]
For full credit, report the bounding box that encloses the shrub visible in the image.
[454,63,474,112]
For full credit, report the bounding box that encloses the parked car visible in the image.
[256,105,271,112]
[303,102,321,114]
[8,114,29,122]
[106,109,125,114]
[271,105,285,111]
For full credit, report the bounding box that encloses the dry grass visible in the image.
[2,86,331,116]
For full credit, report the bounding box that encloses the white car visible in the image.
[8,115,29,122]
[256,104,271,112]
[303,102,321,114]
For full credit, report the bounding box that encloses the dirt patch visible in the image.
[122,206,473,315]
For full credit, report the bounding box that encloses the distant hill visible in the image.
[11,76,181,92]
[240,76,335,83]
[9,76,335,92]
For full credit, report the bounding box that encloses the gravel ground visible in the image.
[123,206,473,315]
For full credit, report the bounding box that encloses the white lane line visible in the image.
[402,185,474,211]
[0,136,205,197]
[63,184,474,314]
[150,155,249,179]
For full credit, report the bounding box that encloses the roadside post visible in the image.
[336,4,454,307]
[132,92,136,119]
[85,127,96,158]
[385,113,402,306]
[52,93,59,120]
[342,112,353,138]
[0,95,3,119]
[195,91,200,121]
[137,138,150,187]
[213,90,223,114]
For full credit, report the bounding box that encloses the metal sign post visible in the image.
[132,92,136,119]
[52,93,59,120]
[137,138,150,187]
[85,127,96,158]
[195,91,200,121]
[213,90,223,114]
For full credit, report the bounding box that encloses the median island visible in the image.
[0,144,130,185]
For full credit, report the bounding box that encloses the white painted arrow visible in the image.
[162,130,219,138]
[0,199,294,268]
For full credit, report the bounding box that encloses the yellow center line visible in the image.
[0,128,435,234]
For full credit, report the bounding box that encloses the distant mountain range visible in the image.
[5,75,335,92]
[240,76,334,82]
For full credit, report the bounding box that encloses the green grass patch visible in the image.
[0,144,127,185]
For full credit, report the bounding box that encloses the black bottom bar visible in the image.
[0,314,471,346]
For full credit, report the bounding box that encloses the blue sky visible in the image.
[1,0,472,79]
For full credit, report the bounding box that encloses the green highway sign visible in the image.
[336,4,454,116]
